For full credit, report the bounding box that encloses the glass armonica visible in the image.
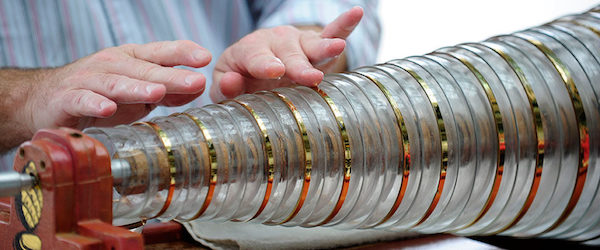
[84,7,600,244]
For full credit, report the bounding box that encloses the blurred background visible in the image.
[377,0,600,62]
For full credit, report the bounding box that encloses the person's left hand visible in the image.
[210,6,364,102]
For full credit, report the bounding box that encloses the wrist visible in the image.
[20,69,53,133]
[0,68,52,151]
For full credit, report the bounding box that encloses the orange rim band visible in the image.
[515,33,589,233]
[353,71,412,227]
[312,87,352,226]
[272,91,312,224]
[433,51,506,229]
[390,63,449,227]
[484,42,545,233]
[230,100,275,221]
[134,121,177,219]
[178,113,218,221]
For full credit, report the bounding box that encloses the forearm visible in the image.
[0,68,45,152]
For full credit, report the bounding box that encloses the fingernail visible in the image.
[302,68,322,76]
[198,83,206,93]
[266,59,285,78]
[267,62,284,71]
[323,38,345,48]
[323,38,337,46]
[99,100,112,110]
[146,85,158,95]
[302,68,324,86]
[192,49,208,62]
[315,57,334,66]
[185,74,203,86]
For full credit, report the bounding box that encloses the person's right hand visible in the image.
[22,40,211,132]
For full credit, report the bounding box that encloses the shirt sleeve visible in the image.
[248,0,381,69]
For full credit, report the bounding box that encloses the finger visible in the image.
[300,33,346,64]
[274,41,324,86]
[320,6,364,39]
[228,41,285,79]
[62,89,117,118]
[80,73,166,104]
[211,71,246,102]
[160,92,204,107]
[108,58,206,94]
[212,70,298,102]
[89,104,157,127]
[121,40,212,67]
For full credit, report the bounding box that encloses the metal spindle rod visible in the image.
[0,171,35,197]
[0,159,131,197]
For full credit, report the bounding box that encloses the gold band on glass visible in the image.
[177,113,218,220]
[433,51,506,230]
[353,71,412,227]
[514,33,589,233]
[561,20,600,37]
[312,87,352,226]
[272,91,312,224]
[134,121,176,218]
[230,100,275,220]
[484,42,545,233]
[390,62,449,227]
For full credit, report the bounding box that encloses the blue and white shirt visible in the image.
[0,0,381,170]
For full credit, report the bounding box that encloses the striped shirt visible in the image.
[0,0,381,170]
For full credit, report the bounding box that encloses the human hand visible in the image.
[210,6,364,102]
[22,40,211,132]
